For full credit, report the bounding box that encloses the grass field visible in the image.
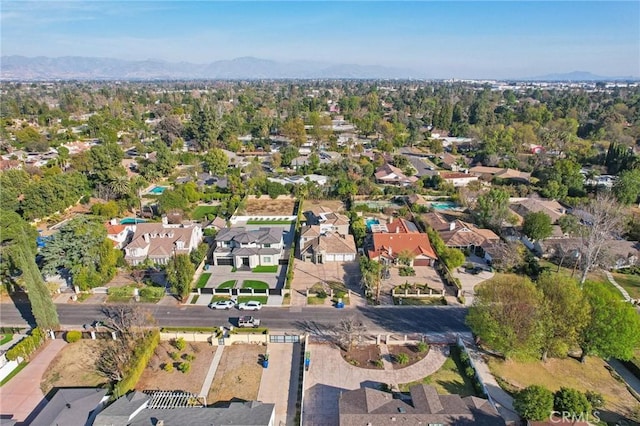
[393,297,447,306]
[488,355,639,423]
[399,346,476,396]
[307,296,327,305]
[242,280,269,289]
[252,265,278,273]
[243,196,296,216]
[190,295,200,304]
[195,273,211,289]
[192,205,218,220]
[237,296,268,304]
[612,272,640,299]
[217,280,236,289]
[0,334,13,346]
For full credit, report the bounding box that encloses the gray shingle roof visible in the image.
[29,387,108,426]
[93,391,150,426]
[127,401,275,425]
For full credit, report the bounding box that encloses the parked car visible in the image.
[238,300,262,311]
[209,300,236,310]
[237,316,261,328]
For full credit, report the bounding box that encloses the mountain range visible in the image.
[1,55,637,81]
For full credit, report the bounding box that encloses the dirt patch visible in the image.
[387,344,428,370]
[302,199,345,213]
[136,342,216,394]
[341,344,383,369]
[243,195,296,216]
[208,344,265,404]
[41,340,108,395]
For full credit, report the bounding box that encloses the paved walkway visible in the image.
[257,343,300,426]
[608,359,640,395]
[302,343,448,426]
[453,265,494,307]
[0,338,67,423]
[605,271,632,302]
[199,345,224,398]
[459,334,521,425]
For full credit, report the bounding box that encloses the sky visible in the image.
[1,1,639,79]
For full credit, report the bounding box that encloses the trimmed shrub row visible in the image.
[6,328,46,361]
[113,330,160,398]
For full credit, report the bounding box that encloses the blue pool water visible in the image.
[149,186,168,194]
[430,201,459,210]
[365,218,380,229]
[120,218,147,225]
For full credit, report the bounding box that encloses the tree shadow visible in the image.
[7,290,36,328]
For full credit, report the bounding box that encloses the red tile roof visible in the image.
[105,224,127,235]
[369,233,437,261]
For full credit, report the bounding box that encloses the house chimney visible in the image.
[162,215,168,225]
[449,222,456,231]
[110,218,117,225]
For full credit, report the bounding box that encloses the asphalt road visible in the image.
[0,303,470,335]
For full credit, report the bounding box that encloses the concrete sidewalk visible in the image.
[608,359,640,395]
[0,339,67,422]
[257,343,300,426]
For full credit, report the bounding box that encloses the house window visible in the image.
[263,256,271,263]
[264,244,271,248]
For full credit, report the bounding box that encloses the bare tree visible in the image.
[101,304,154,339]
[575,194,627,284]
[95,339,131,382]
[334,317,367,351]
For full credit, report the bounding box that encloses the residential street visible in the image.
[0,303,470,335]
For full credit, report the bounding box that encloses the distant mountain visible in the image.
[524,71,638,82]
[0,55,421,80]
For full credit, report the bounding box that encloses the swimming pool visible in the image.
[430,201,459,210]
[120,218,147,225]
[365,218,380,229]
[149,186,168,194]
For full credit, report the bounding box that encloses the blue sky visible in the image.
[1,1,638,79]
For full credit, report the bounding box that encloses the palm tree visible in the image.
[108,174,130,198]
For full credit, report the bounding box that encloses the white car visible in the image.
[238,301,262,311]
[208,300,236,310]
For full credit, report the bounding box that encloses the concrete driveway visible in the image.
[302,343,447,426]
[452,258,494,306]
[257,343,300,426]
[291,260,365,307]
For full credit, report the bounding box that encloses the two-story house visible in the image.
[423,211,500,256]
[367,218,437,267]
[374,163,418,187]
[212,227,284,269]
[299,225,357,263]
[123,222,203,266]
[303,206,350,235]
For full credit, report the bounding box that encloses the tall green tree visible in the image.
[474,187,511,230]
[579,280,640,362]
[203,148,229,175]
[522,212,553,241]
[613,168,640,205]
[554,388,592,417]
[0,210,59,329]
[537,273,590,360]
[467,275,545,359]
[166,254,195,302]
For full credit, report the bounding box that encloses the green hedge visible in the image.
[6,328,45,361]
[231,327,269,334]
[113,330,160,398]
[65,330,82,343]
[160,326,219,333]
[139,286,165,303]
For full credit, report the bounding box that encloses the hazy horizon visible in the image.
[1,1,639,79]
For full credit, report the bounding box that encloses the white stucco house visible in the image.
[212,227,284,269]
[123,222,203,266]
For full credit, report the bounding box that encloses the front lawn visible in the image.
[612,272,640,299]
[488,355,639,423]
[0,334,13,346]
[192,205,219,220]
[217,280,236,289]
[237,296,268,304]
[195,273,211,289]
[241,280,269,289]
[399,345,476,396]
[252,265,278,273]
[307,296,327,305]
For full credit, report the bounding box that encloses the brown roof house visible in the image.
[510,198,567,224]
[339,384,503,426]
[123,220,203,266]
[368,219,437,267]
[303,206,350,236]
[375,163,418,187]
[424,212,500,254]
[299,225,357,263]
[439,171,479,187]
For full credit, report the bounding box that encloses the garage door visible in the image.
[413,258,431,266]
[334,254,345,262]
[216,258,234,266]
[325,254,335,262]
[344,254,356,261]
